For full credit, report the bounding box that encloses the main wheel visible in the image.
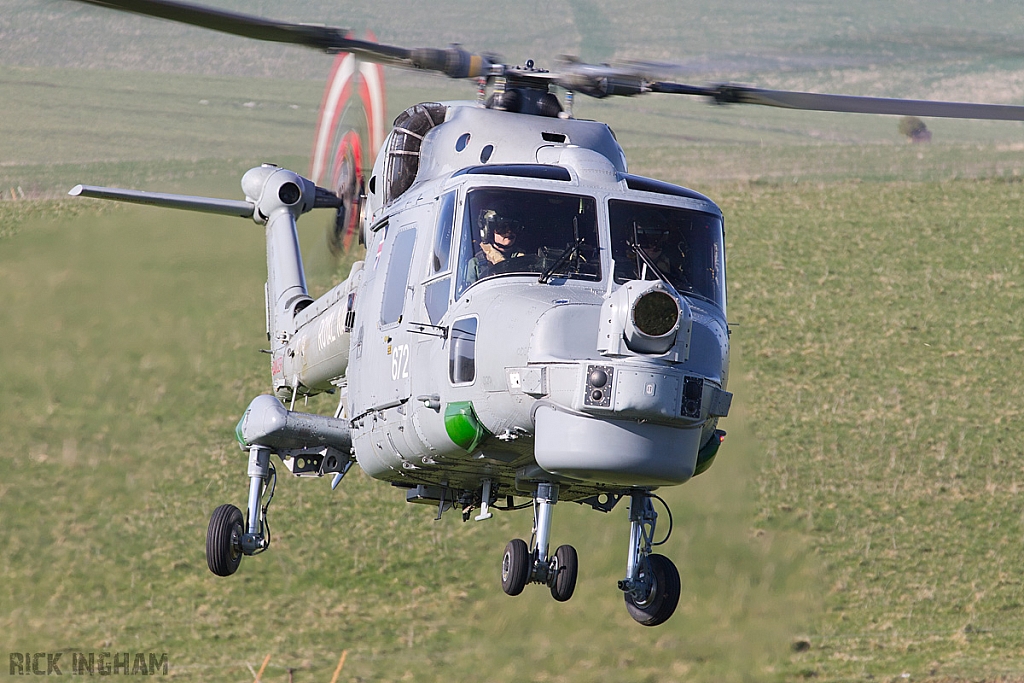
[549,544,578,602]
[206,504,244,577]
[624,554,680,626]
[501,539,531,596]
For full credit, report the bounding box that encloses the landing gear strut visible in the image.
[206,445,276,576]
[500,482,579,601]
[619,491,680,626]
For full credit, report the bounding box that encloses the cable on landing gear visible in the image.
[649,493,673,547]
[619,491,680,626]
[493,495,532,511]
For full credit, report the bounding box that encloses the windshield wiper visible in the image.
[628,238,682,300]
[538,237,586,284]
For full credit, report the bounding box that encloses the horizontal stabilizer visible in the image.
[69,184,255,218]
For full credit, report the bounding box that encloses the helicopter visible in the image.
[65,0,1024,627]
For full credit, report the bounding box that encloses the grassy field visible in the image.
[7,0,1024,96]
[4,65,1024,203]
[724,179,1024,680]
[5,171,1024,683]
[4,1,1024,679]
[0,196,815,682]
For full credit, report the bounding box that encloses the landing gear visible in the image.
[618,491,680,626]
[501,539,530,596]
[624,554,680,626]
[500,483,579,601]
[205,445,276,576]
[550,544,578,602]
[206,504,243,576]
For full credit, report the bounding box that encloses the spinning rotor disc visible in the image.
[310,39,386,255]
[329,131,363,254]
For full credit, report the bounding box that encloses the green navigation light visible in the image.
[444,401,489,452]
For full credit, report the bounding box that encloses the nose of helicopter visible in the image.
[442,278,729,488]
[521,287,727,487]
[533,403,703,486]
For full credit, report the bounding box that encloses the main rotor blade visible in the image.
[653,82,1024,122]
[72,0,495,77]
[559,57,1024,121]
[69,184,255,218]
[75,0,404,61]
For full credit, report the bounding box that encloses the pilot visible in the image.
[466,208,526,281]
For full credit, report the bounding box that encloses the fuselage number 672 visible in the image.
[391,343,410,381]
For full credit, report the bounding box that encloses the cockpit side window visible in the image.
[454,187,600,297]
[423,191,458,326]
[431,191,457,275]
[609,200,726,310]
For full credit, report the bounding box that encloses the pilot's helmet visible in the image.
[479,208,521,243]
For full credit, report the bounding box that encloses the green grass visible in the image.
[5,173,1024,681]
[723,178,1024,680]
[0,202,814,682]
[0,67,473,199]
[0,67,321,166]
[8,0,1024,97]
[4,64,1024,204]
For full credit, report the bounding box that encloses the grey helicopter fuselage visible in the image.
[271,101,732,506]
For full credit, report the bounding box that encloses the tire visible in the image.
[206,504,244,577]
[624,554,680,626]
[549,544,578,602]
[501,539,531,596]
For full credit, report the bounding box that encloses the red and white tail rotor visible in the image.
[310,36,386,255]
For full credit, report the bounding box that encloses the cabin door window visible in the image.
[380,228,417,327]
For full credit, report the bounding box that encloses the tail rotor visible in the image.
[310,39,386,256]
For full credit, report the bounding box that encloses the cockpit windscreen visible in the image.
[609,200,725,310]
[456,188,600,297]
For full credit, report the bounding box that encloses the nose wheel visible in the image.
[500,483,579,601]
[618,491,681,626]
[623,553,680,626]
